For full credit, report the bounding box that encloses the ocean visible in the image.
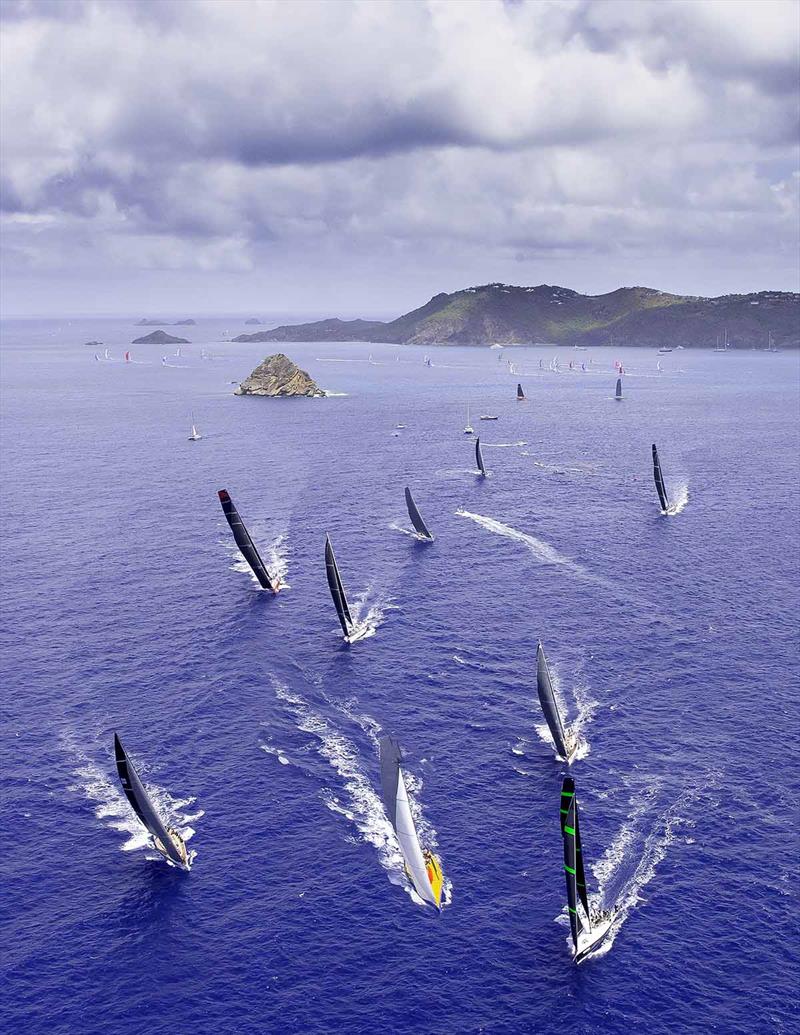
[1,317,798,1034]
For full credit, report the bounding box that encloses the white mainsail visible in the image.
[394,768,438,908]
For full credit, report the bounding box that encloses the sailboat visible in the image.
[104,348,110,360]
[475,437,487,477]
[404,487,434,542]
[560,776,615,963]
[124,351,131,363]
[217,489,280,592]
[536,643,577,763]
[114,733,190,870]
[615,377,622,401]
[517,383,526,401]
[651,444,671,514]
[379,736,443,910]
[188,413,201,441]
[464,405,474,435]
[324,535,367,642]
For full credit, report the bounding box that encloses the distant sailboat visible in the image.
[404,487,434,542]
[114,733,190,870]
[464,405,474,435]
[560,776,615,963]
[103,348,110,360]
[517,383,526,401]
[217,489,280,592]
[324,534,366,642]
[475,437,487,477]
[188,412,201,441]
[536,643,577,763]
[615,377,623,401]
[124,351,131,363]
[651,444,671,514]
[479,414,499,421]
[656,360,662,373]
[658,346,673,354]
[380,736,443,910]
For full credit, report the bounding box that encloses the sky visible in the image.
[1,0,799,318]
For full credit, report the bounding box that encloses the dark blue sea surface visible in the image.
[2,318,798,1034]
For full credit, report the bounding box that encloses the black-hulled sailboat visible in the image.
[218,489,280,592]
[615,377,622,401]
[517,383,526,401]
[475,437,487,477]
[651,444,671,514]
[380,736,443,910]
[537,642,577,763]
[404,487,434,542]
[325,534,367,642]
[114,733,190,870]
[560,776,614,963]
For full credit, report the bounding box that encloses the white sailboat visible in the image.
[464,404,474,435]
[188,413,201,441]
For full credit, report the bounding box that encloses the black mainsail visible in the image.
[475,437,487,477]
[561,776,588,951]
[615,377,622,400]
[537,642,573,761]
[217,489,277,591]
[114,733,187,868]
[517,383,526,400]
[404,487,434,541]
[325,534,354,638]
[651,444,670,513]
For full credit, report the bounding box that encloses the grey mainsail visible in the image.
[217,489,277,591]
[537,642,571,760]
[615,377,622,400]
[652,444,670,512]
[475,437,487,476]
[404,487,434,541]
[325,534,354,637]
[114,733,186,868]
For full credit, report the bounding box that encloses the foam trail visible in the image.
[533,674,597,762]
[226,530,290,590]
[389,521,420,541]
[346,586,394,641]
[667,484,689,516]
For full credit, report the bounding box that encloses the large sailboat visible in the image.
[651,444,671,514]
[324,535,367,642]
[404,487,434,542]
[114,733,190,870]
[615,377,623,401]
[536,643,577,763]
[217,489,280,592]
[475,437,487,477]
[380,736,443,910]
[560,776,615,963]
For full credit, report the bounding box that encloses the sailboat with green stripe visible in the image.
[560,776,615,963]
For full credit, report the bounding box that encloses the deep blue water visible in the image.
[2,318,798,1034]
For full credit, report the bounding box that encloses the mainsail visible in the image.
[537,642,572,760]
[325,534,354,638]
[217,490,277,591]
[114,733,186,868]
[379,736,440,909]
[517,383,526,400]
[404,487,434,541]
[615,377,622,400]
[561,776,590,951]
[475,437,487,477]
[651,444,670,512]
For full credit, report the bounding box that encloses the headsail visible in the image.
[651,444,670,512]
[517,383,525,400]
[615,377,622,400]
[379,736,440,909]
[475,437,487,477]
[217,490,277,591]
[536,642,572,760]
[114,733,187,868]
[404,487,434,541]
[325,534,354,637]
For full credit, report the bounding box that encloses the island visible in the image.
[135,318,166,326]
[231,283,799,349]
[132,330,191,345]
[234,353,325,397]
[244,317,262,325]
[174,319,196,325]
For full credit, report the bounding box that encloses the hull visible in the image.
[154,827,191,871]
[574,916,613,963]
[344,624,370,644]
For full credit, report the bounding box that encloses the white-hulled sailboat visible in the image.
[188,413,201,441]
[380,736,443,910]
[464,404,474,435]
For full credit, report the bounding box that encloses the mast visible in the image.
[114,734,186,868]
[324,534,354,637]
[651,444,670,513]
[404,487,434,541]
[217,490,277,591]
[536,642,571,759]
[475,437,487,477]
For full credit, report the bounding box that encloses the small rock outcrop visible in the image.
[244,317,262,325]
[135,318,166,326]
[132,330,191,345]
[174,319,196,325]
[234,353,325,397]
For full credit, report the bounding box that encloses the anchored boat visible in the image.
[217,489,280,592]
[651,444,671,514]
[475,437,487,477]
[537,642,577,763]
[380,736,443,910]
[324,534,368,642]
[404,487,434,542]
[560,776,615,963]
[114,733,190,870]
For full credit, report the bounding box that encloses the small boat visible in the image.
[103,348,110,360]
[85,340,102,347]
[124,351,131,363]
[404,487,434,542]
[537,643,577,763]
[424,356,432,368]
[516,383,526,401]
[217,489,280,592]
[574,345,588,352]
[475,437,487,477]
[560,776,615,963]
[656,360,662,373]
[324,534,367,643]
[114,733,190,870]
[490,343,504,349]
[380,736,443,910]
[479,414,499,421]
[657,346,673,354]
[464,405,474,435]
[651,443,671,514]
[396,424,406,429]
[188,414,201,441]
[615,377,623,401]
[94,353,101,361]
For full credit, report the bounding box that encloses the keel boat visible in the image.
[218,489,280,592]
[537,642,577,763]
[404,487,434,542]
[325,534,368,642]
